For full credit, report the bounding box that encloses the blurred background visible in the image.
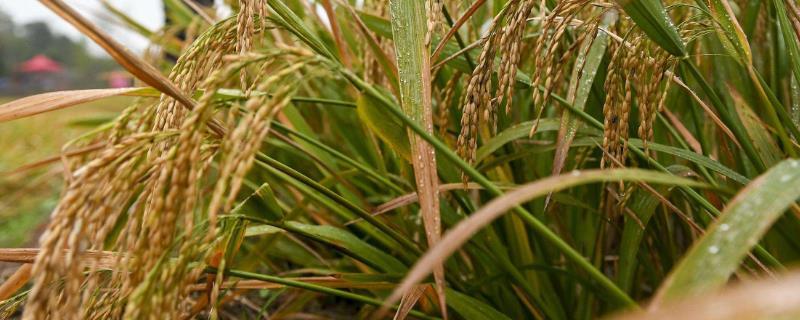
[0,0,227,253]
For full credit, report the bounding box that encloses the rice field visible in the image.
[2,0,800,319]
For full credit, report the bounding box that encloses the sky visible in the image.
[0,1,172,54]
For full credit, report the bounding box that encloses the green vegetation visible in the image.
[2,0,800,319]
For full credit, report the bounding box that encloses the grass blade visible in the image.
[38,0,195,112]
[707,0,752,64]
[614,269,800,320]
[281,221,407,273]
[356,94,412,161]
[342,69,639,308]
[0,88,146,123]
[215,268,439,320]
[446,289,513,320]
[615,0,687,56]
[654,159,800,304]
[386,169,706,309]
[773,0,800,85]
[477,119,598,162]
[549,13,613,207]
[390,0,446,317]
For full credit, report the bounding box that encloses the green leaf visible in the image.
[707,0,752,64]
[389,0,446,315]
[734,96,784,167]
[267,0,338,60]
[163,0,195,27]
[357,11,393,38]
[356,94,412,161]
[283,221,407,273]
[244,224,283,237]
[625,139,750,185]
[616,0,687,56]
[446,289,513,320]
[232,183,284,222]
[476,119,601,162]
[551,13,613,180]
[772,0,800,86]
[656,159,800,302]
[217,268,437,320]
[617,165,690,292]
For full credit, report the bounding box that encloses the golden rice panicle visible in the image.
[24,19,245,317]
[600,29,676,168]
[437,71,461,138]
[600,39,623,169]
[153,17,239,131]
[637,50,673,154]
[528,0,594,136]
[456,10,506,170]
[426,0,444,48]
[236,0,266,89]
[22,133,162,320]
[496,0,535,116]
[116,66,234,318]
[206,58,306,235]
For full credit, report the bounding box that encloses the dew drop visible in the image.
[719,223,729,231]
[708,245,720,254]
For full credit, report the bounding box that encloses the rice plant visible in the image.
[2,0,800,318]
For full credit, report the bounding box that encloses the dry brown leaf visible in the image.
[39,0,225,136]
[431,0,488,61]
[663,108,703,153]
[188,278,393,291]
[372,182,483,216]
[0,264,32,300]
[610,270,800,320]
[0,248,118,268]
[0,89,143,123]
[393,285,427,320]
[1,142,106,176]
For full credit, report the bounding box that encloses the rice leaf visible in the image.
[389,0,446,316]
[623,139,750,185]
[283,221,407,273]
[393,285,426,320]
[772,0,800,85]
[613,270,800,320]
[616,166,690,292]
[231,183,284,222]
[476,119,601,162]
[387,169,706,310]
[356,94,412,161]
[343,4,399,93]
[39,0,198,113]
[615,0,687,56]
[707,0,752,64]
[0,88,147,123]
[446,289,513,320]
[267,0,338,61]
[550,12,613,185]
[654,159,800,303]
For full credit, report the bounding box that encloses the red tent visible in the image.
[19,54,63,73]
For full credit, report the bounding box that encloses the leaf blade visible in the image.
[655,159,800,303]
[390,0,446,316]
